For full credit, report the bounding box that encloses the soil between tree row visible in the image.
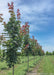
[26,60,41,75]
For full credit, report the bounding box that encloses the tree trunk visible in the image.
[27,55,29,72]
[13,64,14,75]
[34,55,35,64]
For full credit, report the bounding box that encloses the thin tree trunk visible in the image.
[0,44,1,59]
[34,53,35,64]
[13,64,14,75]
[27,55,29,72]
[36,55,37,63]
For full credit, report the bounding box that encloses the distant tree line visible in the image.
[46,51,54,55]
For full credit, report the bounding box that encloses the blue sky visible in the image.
[0,0,54,52]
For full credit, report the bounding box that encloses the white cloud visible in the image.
[14,0,54,32]
[33,0,53,13]
[42,45,54,53]
[30,24,40,32]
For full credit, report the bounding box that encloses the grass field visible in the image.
[37,55,54,74]
[0,56,41,75]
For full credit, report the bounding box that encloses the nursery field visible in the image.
[0,56,54,75]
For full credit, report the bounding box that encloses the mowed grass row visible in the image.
[37,55,54,74]
[0,56,42,75]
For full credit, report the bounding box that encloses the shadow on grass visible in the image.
[1,67,9,71]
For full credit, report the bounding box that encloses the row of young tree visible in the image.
[0,2,45,75]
